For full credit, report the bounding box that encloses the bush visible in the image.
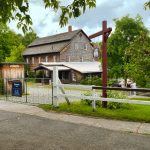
[107,90,128,109]
[36,70,44,78]
[81,91,101,107]
[108,79,119,87]
[107,90,127,99]
[81,88,129,110]
[80,76,102,86]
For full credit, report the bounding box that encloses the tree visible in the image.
[145,1,150,9]
[124,31,150,87]
[107,15,149,86]
[0,22,22,61]
[0,0,96,33]
[5,44,25,62]
[0,21,37,62]
[21,31,38,47]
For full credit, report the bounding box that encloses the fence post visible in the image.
[25,78,27,103]
[92,88,96,111]
[53,66,59,107]
[6,78,8,101]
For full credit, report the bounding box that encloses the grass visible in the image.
[128,97,150,101]
[38,101,150,123]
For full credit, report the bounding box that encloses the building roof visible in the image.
[36,62,102,74]
[22,29,91,56]
[29,29,82,47]
[23,41,69,56]
[0,62,27,65]
[35,65,70,71]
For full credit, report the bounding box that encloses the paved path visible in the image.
[1,110,150,150]
[0,100,149,135]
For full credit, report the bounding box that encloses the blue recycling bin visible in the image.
[12,80,22,97]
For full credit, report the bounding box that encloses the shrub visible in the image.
[36,70,44,78]
[80,76,102,86]
[81,91,101,107]
[107,90,129,109]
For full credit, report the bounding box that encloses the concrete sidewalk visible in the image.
[0,100,149,135]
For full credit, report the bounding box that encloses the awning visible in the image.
[40,62,102,73]
[34,65,70,71]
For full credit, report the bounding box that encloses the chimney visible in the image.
[68,25,72,32]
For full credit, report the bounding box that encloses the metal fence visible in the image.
[0,78,52,104]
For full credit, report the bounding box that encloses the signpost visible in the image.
[89,20,112,108]
[12,80,22,97]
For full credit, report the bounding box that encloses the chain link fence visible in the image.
[0,78,52,104]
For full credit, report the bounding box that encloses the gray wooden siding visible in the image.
[60,31,94,62]
[24,53,60,70]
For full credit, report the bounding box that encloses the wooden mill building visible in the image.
[22,26,98,71]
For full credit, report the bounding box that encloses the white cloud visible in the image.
[8,0,150,40]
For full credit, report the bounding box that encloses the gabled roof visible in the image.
[34,65,70,71]
[29,29,82,47]
[23,29,92,56]
[23,41,69,56]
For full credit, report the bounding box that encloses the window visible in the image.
[84,43,88,50]
[53,56,56,62]
[46,56,48,62]
[75,43,78,49]
[38,57,41,63]
[26,58,29,63]
[32,57,34,64]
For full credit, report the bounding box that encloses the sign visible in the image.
[10,65,20,68]
[94,48,99,58]
[12,81,22,97]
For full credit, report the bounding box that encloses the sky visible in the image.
[8,0,150,41]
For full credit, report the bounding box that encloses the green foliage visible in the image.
[144,1,150,9]
[108,15,150,87]
[5,44,25,62]
[124,31,150,87]
[0,22,37,62]
[21,31,38,47]
[28,71,36,78]
[81,91,101,107]
[107,90,128,109]
[107,79,118,86]
[36,70,44,78]
[0,22,22,61]
[107,90,127,99]
[80,76,102,86]
[0,0,96,32]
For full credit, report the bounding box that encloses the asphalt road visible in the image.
[0,110,150,150]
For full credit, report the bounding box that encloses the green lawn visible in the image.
[38,101,150,123]
[128,97,150,101]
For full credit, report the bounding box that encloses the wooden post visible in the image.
[102,21,108,108]
[92,89,96,111]
[53,66,59,107]
[89,20,112,108]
